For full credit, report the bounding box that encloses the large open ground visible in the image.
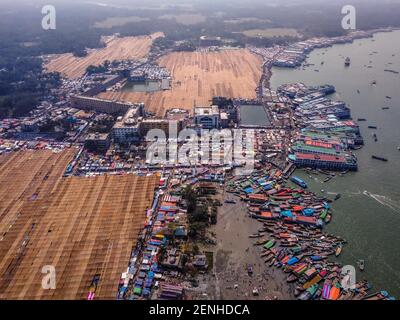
[0,150,158,299]
[98,49,263,116]
[44,32,163,79]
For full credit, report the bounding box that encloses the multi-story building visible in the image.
[289,152,358,171]
[199,36,222,47]
[139,119,183,138]
[70,95,144,115]
[84,133,111,153]
[194,106,220,130]
[112,108,142,143]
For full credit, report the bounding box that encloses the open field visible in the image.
[98,49,263,116]
[242,28,301,38]
[159,14,207,25]
[224,17,272,24]
[44,32,163,79]
[94,16,151,29]
[0,150,158,299]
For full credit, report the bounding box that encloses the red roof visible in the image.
[295,153,346,163]
[305,140,333,149]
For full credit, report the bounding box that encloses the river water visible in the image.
[239,104,271,127]
[270,30,400,297]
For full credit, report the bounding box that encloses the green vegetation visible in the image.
[182,185,220,238]
[159,14,207,26]
[94,16,150,29]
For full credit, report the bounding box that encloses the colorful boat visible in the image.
[329,283,341,300]
[263,239,276,250]
[322,280,332,299]
[303,275,322,290]
[290,176,308,188]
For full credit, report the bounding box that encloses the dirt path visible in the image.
[208,191,293,300]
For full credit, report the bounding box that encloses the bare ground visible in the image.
[202,191,293,300]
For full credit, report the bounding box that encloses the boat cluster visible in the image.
[225,165,395,300]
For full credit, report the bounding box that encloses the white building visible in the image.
[194,106,220,129]
[112,107,142,143]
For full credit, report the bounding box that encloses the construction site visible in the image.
[98,48,263,116]
[0,149,158,300]
[44,32,164,79]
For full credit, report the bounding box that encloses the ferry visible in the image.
[290,176,308,189]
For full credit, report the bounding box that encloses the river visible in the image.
[270,30,400,297]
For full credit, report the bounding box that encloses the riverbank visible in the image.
[270,29,400,297]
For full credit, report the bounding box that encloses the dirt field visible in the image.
[0,150,158,300]
[98,49,263,116]
[44,32,163,79]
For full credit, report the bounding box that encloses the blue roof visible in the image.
[244,187,254,194]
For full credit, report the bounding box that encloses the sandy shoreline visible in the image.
[202,190,293,300]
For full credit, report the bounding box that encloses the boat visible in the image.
[357,259,365,271]
[322,280,332,299]
[286,274,298,283]
[268,258,276,267]
[386,96,392,99]
[335,244,343,257]
[371,155,388,162]
[329,283,341,300]
[345,57,351,66]
[382,107,390,110]
[290,176,308,189]
[263,239,276,250]
[357,118,366,121]
[368,125,377,129]
[247,265,254,275]
[384,69,399,74]
[298,284,319,300]
[334,193,341,201]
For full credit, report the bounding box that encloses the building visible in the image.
[70,95,144,115]
[194,106,220,129]
[83,75,124,96]
[84,132,111,153]
[289,152,358,171]
[199,36,222,47]
[112,108,142,143]
[139,119,183,138]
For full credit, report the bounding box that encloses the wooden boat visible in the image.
[322,280,332,299]
[329,284,341,300]
[268,258,276,267]
[335,244,343,257]
[357,259,365,271]
[338,290,354,300]
[286,274,298,283]
[263,239,276,250]
[299,284,319,300]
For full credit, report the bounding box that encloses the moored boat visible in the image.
[335,244,343,257]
